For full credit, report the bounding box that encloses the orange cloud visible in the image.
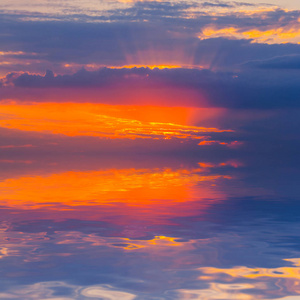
[199,21,300,44]
[198,141,242,147]
[198,160,243,168]
[0,102,232,141]
[64,63,185,71]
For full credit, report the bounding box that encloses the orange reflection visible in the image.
[199,259,300,281]
[171,284,263,300]
[0,165,231,226]
[0,167,229,209]
[0,102,232,141]
[58,234,195,251]
[196,258,300,298]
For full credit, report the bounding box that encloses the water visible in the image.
[0,151,299,300]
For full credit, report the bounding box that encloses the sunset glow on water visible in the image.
[0,0,300,299]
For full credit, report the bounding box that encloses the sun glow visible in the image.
[0,165,231,225]
[0,102,232,141]
[0,167,230,209]
[64,64,185,70]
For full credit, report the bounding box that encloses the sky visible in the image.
[0,0,299,158]
[1,1,300,299]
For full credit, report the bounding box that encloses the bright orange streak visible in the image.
[0,167,230,209]
[0,165,232,228]
[199,23,300,44]
[110,64,183,69]
[64,64,185,70]
[0,102,232,140]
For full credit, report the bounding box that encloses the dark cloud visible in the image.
[0,6,299,74]
[201,1,233,8]
[193,38,300,69]
[1,66,300,109]
[0,2,299,109]
[243,54,300,69]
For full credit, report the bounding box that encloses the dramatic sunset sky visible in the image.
[0,2,300,299]
[0,0,299,160]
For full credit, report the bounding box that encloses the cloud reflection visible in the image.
[0,157,299,299]
[0,281,137,299]
[186,258,300,299]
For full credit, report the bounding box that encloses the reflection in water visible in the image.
[0,166,230,207]
[0,158,299,299]
[0,282,137,299]
[199,258,300,281]
[0,166,231,229]
[193,258,300,300]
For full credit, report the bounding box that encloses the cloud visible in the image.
[199,21,300,44]
[0,3,299,75]
[201,2,233,8]
[2,66,300,109]
[0,2,299,109]
[243,54,300,69]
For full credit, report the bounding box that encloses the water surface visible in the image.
[0,152,299,300]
